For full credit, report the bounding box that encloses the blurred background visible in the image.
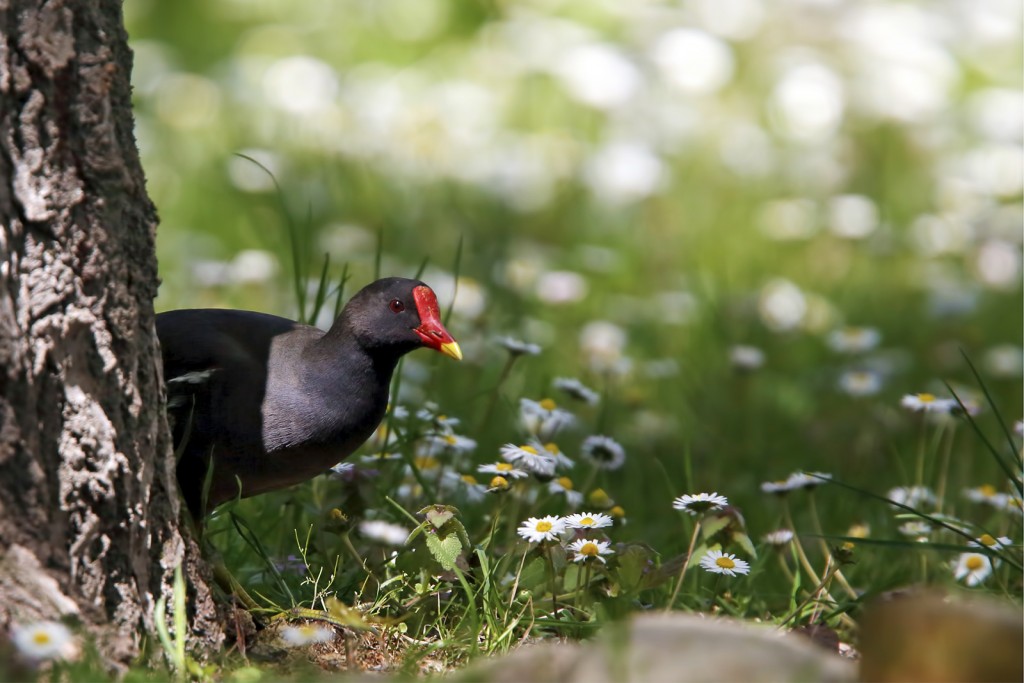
[126,0,1022,548]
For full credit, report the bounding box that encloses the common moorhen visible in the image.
[157,277,462,517]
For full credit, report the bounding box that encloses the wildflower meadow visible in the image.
[6,0,1021,680]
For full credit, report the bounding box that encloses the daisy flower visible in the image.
[838,369,883,397]
[553,377,599,405]
[568,538,614,564]
[358,520,410,546]
[564,511,614,530]
[281,624,335,647]
[901,393,957,413]
[328,462,357,479]
[762,529,795,546]
[519,398,574,440]
[517,515,565,543]
[548,476,584,507]
[532,441,575,470]
[952,552,993,587]
[418,433,477,457]
[580,435,626,471]
[500,443,557,477]
[12,621,75,661]
[497,336,542,356]
[962,484,1009,507]
[1015,420,1024,437]
[699,549,750,577]
[478,462,529,479]
[443,473,487,502]
[827,326,881,354]
[847,523,870,538]
[729,345,765,371]
[887,486,936,509]
[673,492,728,516]
[971,534,1014,551]
[415,406,461,432]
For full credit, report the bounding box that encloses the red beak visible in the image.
[412,285,462,360]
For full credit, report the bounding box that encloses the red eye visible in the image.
[389,299,405,314]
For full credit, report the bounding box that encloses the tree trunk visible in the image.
[0,0,224,668]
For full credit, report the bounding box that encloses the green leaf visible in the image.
[425,532,463,571]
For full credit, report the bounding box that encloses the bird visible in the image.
[156,277,462,518]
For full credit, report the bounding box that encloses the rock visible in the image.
[459,613,855,683]
[859,591,1023,683]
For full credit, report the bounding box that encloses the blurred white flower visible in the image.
[828,194,878,239]
[967,88,1024,143]
[580,435,626,471]
[553,377,599,405]
[974,239,1022,290]
[770,62,845,143]
[958,144,1024,197]
[555,43,641,110]
[536,270,588,304]
[838,369,883,397]
[583,142,664,205]
[12,621,76,661]
[580,320,628,370]
[844,4,957,123]
[910,214,973,256]
[758,198,818,240]
[263,55,338,114]
[693,0,765,41]
[982,344,1023,378]
[887,485,937,508]
[901,393,957,414]
[826,326,881,354]
[230,249,278,284]
[651,28,735,95]
[759,279,807,332]
[719,123,776,177]
[358,520,410,546]
[730,345,765,371]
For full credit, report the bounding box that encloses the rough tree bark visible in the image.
[0,0,225,668]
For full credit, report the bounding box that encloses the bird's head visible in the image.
[342,277,462,361]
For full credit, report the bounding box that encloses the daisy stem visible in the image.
[778,556,840,628]
[782,503,857,630]
[914,414,927,489]
[665,517,702,613]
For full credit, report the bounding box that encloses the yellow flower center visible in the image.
[580,542,598,557]
[979,534,996,547]
[438,414,447,421]
[918,393,936,403]
[414,456,439,470]
[496,463,514,472]
[536,521,553,533]
[489,476,508,489]
[589,488,611,506]
[32,631,52,646]
[979,484,997,496]
[610,505,625,518]
[966,555,984,571]
[461,475,478,485]
[580,516,595,526]
[539,398,557,411]
[444,434,457,445]
[557,477,574,490]
[715,556,736,570]
[544,442,560,454]
[841,541,855,551]
[521,445,539,455]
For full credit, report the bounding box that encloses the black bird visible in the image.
[156,277,462,517]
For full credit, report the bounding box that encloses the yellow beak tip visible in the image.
[440,341,463,361]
